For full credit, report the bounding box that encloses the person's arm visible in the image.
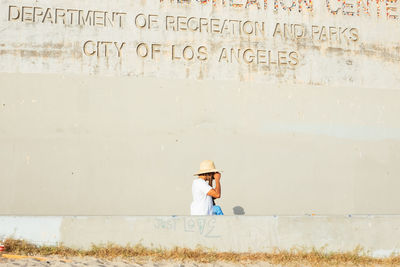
[207,172,221,199]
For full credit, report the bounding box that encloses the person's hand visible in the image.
[214,172,221,181]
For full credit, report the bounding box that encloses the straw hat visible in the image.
[194,160,221,176]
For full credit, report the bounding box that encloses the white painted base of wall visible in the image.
[1,216,400,258]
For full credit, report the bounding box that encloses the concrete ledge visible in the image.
[1,216,399,257]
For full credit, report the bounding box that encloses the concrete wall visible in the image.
[1,0,400,215]
[1,216,400,257]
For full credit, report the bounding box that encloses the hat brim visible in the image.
[193,169,221,176]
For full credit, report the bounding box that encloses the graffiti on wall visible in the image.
[154,217,220,238]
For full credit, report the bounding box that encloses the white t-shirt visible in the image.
[190,178,213,215]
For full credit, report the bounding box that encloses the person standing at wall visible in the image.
[190,160,222,215]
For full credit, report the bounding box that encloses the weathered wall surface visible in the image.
[2,0,400,87]
[0,0,400,215]
[1,216,400,257]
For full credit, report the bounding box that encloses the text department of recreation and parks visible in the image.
[8,5,359,41]
[8,4,361,68]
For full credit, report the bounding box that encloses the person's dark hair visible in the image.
[203,172,215,185]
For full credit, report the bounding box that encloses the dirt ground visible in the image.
[1,239,396,267]
[0,255,278,267]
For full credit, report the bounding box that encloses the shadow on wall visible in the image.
[233,206,245,215]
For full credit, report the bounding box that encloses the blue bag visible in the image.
[212,205,224,215]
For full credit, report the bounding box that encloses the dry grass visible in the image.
[3,238,400,266]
